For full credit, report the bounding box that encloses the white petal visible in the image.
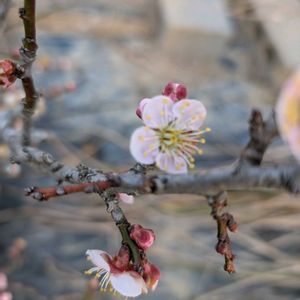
[130,126,159,164]
[173,99,206,130]
[110,272,147,297]
[86,250,111,272]
[142,95,174,128]
[117,193,135,204]
[155,152,188,174]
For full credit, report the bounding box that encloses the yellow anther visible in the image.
[163,98,169,104]
[138,135,144,142]
[200,138,206,144]
[205,127,211,132]
[143,151,148,158]
[145,114,151,121]
[198,149,203,155]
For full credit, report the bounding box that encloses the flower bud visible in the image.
[162,82,187,101]
[0,60,17,88]
[142,261,160,291]
[215,240,228,255]
[130,224,155,251]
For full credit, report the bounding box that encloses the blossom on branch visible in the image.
[0,60,17,88]
[276,68,300,162]
[85,249,147,297]
[130,95,210,174]
[85,244,160,298]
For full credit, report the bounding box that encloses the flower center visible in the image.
[154,124,211,169]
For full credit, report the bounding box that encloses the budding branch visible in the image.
[1,0,299,276]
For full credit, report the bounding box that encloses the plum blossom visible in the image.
[130,96,210,173]
[85,249,147,298]
[130,224,155,251]
[0,60,16,88]
[276,68,300,162]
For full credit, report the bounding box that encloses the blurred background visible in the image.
[0,0,300,299]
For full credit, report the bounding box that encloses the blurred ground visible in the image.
[0,1,300,299]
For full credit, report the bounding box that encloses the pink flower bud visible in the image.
[0,60,16,88]
[130,224,155,251]
[142,261,160,291]
[215,241,228,255]
[162,82,187,101]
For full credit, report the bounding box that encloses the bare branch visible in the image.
[18,0,39,146]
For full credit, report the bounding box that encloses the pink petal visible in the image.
[288,127,300,162]
[155,152,188,174]
[136,98,151,119]
[86,250,111,272]
[173,99,207,130]
[0,273,8,290]
[117,193,135,204]
[130,126,159,164]
[0,292,13,300]
[142,95,173,128]
[110,271,147,297]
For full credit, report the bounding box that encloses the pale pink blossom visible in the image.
[130,224,155,251]
[85,249,147,297]
[130,96,210,173]
[0,273,7,291]
[116,193,135,204]
[0,292,12,300]
[276,68,300,162]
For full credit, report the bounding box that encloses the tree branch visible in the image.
[18,0,39,146]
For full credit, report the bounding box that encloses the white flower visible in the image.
[85,250,147,298]
[130,96,209,174]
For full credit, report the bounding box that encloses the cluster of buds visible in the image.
[0,60,17,89]
[85,224,159,298]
